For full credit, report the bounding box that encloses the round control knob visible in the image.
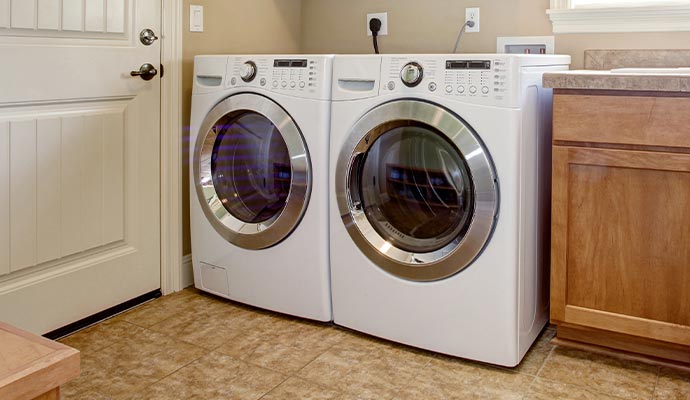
[281,81,287,88]
[387,81,396,91]
[457,86,465,93]
[272,80,279,88]
[240,61,257,82]
[260,78,267,87]
[481,86,490,94]
[469,86,478,94]
[400,62,423,87]
[299,81,306,88]
[445,85,453,93]
[290,81,296,88]
[428,82,437,92]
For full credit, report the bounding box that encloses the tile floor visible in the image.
[59,288,690,400]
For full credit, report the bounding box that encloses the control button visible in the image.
[230,77,237,85]
[272,80,279,88]
[400,62,423,87]
[445,85,453,93]
[290,81,296,88]
[428,82,437,92]
[260,78,266,86]
[457,85,465,93]
[299,81,306,88]
[387,81,396,90]
[469,86,477,94]
[481,86,489,94]
[281,81,287,88]
[240,61,257,82]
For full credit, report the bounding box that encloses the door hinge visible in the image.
[160,63,164,78]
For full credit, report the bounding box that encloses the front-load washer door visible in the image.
[194,93,311,250]
[336,100,499,281]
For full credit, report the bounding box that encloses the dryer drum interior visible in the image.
[194,93,312,250]
[337,100,499,281]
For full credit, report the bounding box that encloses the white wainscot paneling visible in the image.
[10,0,35,29]
[0,0,10,29]
[0,121,9,275]
[106,0,125,33]
[0,0,127,37]
[85,0,105,32]
[9,120,37,272]
[62,0,84,31]
[37,0,60,30]
[0,106,127,277]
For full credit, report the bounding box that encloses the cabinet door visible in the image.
[551,146,690,345]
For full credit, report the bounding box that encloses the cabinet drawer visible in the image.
[553,94,690,149]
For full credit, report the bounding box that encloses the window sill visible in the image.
[547,5,690,33]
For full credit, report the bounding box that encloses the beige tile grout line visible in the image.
[651,367,661,400]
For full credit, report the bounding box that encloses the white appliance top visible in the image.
[193,54,334,101]
[333,54,571,107]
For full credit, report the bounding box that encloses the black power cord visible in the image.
[369,18,382,54]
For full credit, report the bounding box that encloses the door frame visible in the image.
[160,0,185,294]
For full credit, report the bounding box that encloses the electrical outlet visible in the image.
[465,7,480,33]
[367,12,388,36]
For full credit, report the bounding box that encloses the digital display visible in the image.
[446,60,491,70]
[273,59,308,68]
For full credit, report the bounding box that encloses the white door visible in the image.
[0,0,161,334]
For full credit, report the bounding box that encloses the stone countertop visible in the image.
[543,69,690,93]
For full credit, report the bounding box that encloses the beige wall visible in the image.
[182,0,302,254]
[300,0,690,69]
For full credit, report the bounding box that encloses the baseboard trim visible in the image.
[43,289,162,340]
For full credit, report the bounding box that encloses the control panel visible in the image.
[380,56,519,107]
[224,56,332,100]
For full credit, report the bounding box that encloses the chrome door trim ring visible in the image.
[335,99,499,281]
[194,93,311,250]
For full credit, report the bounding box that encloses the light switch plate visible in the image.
[190,5,203,32]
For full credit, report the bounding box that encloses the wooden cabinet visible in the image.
[550,91,690,364]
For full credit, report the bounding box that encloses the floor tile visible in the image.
[127,352,285,400]
[654,367,690,400]
[260,377,345,400]
[526,377,625,400]
[147,306,266,350]
[64,328,206,399]
[397,356,534,400]
[538,346,659,400]
[59,319,148,356]
[300,331,435,400]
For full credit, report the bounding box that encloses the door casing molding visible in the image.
[160,0,185,294]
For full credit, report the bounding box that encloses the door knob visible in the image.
[130,63,158,81]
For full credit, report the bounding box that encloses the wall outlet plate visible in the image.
[465,7,480,33]
[367,12,388,36]
[190,5,203,32]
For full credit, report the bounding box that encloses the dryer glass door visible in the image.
[336,100,498,281]
[194,93,311,250]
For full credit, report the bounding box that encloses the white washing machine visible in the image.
[329,54,570,365]
[190,55,333,321]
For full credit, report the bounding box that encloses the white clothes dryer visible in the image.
[190,55,333,321]
[329,54,570,365]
